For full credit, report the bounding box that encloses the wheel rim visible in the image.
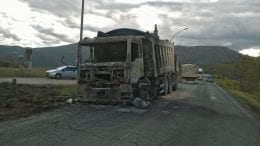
[168,77,172,93]
[56,74,61,79]
[164,77,169,94]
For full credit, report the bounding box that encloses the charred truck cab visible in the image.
[78,25,178,103]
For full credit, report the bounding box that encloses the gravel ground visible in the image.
[0,83,259,146]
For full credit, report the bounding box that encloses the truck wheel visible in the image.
[138,87,149,100]
[163,76,169,95]
[55,73,62,79]
[150,84,159,100]
[168,76,172,94]
[172,81,177,91]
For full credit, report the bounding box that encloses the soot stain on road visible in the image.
[168,100,219,117]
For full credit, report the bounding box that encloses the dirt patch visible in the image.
[0,82,75,121]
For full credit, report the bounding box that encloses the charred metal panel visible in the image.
[78,84,133,102]
[142,38,156,77]
[131,58,144,83]
[151,38,158,77]
[80,36,144,45]
[153,40,175,75]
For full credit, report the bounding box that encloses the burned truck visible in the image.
[77,25,178,103]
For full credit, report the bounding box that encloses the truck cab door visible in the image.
[130,42,144,83]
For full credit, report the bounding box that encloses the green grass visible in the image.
[0,83,76,121]
[216,79,260,114]
[0,67,46,78]
[0,83,76,106]
[28,84,76,96]
[53,85,76,96]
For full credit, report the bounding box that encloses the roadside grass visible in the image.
[44,84,76,96]
[29,83,76,93]
[216,79,260,114]
[0,67,45,78]
[0,83,76,121]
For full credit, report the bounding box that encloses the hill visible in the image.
[0,44,240,67]
[175,46,241,64]
[32,44,79,67]
[0,44,84,68]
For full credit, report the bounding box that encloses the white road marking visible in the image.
[209,96,216,101]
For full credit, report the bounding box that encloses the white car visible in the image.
[46,66,77,79]
[204,74,214,82]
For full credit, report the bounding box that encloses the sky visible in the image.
[0,0,259,57]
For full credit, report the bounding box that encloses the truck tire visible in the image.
[162,76,169,95]
[138,87,150,100]
[172,81,177,91]
[168,76,172,94]
[150,84,159,100]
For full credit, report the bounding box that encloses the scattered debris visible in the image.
[114,107,148,114]
[66,98,73,104]
[132,97,150,109]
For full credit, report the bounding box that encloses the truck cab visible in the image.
[78,30,147,102]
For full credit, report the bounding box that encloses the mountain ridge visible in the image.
[0,44,241,67]
[174,45,241,64]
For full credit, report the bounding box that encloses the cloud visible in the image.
[0,27,21,41]
[0,0,259,57]
[146,0,260,50]
[20,0,81,17]
[239,47,260,57]
[31,25,73,43]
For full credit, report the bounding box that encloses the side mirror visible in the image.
[62,69,65,72]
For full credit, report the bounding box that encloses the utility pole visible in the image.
[76,0,85,98]
[80,0,85,41]
[77,0,85,65]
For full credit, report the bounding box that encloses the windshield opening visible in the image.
[93,41,127,62]
[131,43,139,62]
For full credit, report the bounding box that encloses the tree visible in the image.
[236,55,259,91]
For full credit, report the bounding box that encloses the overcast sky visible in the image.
[0,0,259,56]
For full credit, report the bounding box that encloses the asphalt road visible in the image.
[0,83,259,146]
[0,78,76,85]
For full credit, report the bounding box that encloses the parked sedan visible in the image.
[46,66,77,79]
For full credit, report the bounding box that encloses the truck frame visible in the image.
[77,25,178,103]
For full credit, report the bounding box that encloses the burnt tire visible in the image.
[168,76,172,94]
[150,84,159,100]
[162,76,169,95]
[172,81,177,91]
[55,73,62,79]
[137,86,149,100]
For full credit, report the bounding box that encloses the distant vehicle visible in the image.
[197,68,204,80]
[181,64,199,83]
[46,66,77,79]
[204,74,214,82]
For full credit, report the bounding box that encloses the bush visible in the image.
[236,56,259,92]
